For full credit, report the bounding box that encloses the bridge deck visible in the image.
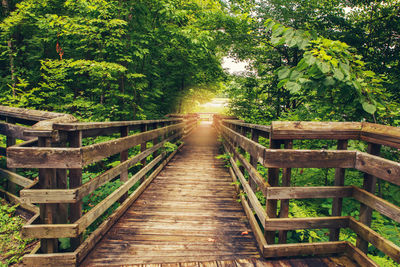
[81,123,358,266]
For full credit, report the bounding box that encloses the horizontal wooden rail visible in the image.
[0,105,67,124]
[215,118,400,266]
[264,216,350,231]
[356,152,400,186]
[0,168,33,188]
[263,149,356,168]
[263,241,348,258]
[7,123,184,168]
[349,217,400,263]
[0,122,33,141]
[222,132,270,192]
[53,119,182,131]
[223,120,271,135]
[22,152,168,239]
[352,186,400,223]
[265,186,354,200]
[22,143,184,266]
[270,121,362,140]
[223,119,400,149]
[361,122,400,149]
[220,123,265,164]
[229,151,267,227]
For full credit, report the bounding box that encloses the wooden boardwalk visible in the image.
[80,122,358,266]
[81,122,259,265]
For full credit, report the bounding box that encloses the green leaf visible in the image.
[285,81,301,93]
[277,67,290,79]
[323,77,335,86]
[289,70,301,81]
[362,101,376,114]
[333,68,345,81]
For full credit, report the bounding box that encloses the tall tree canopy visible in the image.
[224,0,400,124]
[0,0,228,120]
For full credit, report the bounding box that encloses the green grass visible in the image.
[0,200,35,266]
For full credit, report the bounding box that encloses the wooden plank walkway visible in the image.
[81,122,359,266]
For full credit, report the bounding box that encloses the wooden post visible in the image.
[249,129,259,191]
[5,117,17,194]
[140,124,147,183]
[330,139,348,241]
[69,131,83,250]
[278,139,293,244]
[55,136,69,226]
[152,123,159,158]
[38,137,58,253]
[265,139,282,244]
[238,126,246,175]
[119,126,129,202]
[356,142,381,253]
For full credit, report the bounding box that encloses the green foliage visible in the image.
[0,0,228,120]
[0,201,33,265]
[163,142,178,153]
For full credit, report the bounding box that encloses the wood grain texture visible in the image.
[355,151,400,186]
[263,149,356,168]
[80,123,259,266]
[352,186,400,223]
[266,186,353,200]
[361,122,400,149]
[349,217,400,263]
[271,121,362,140]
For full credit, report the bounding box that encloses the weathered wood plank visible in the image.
[229,153,267,227]
[7,124,183,169]
[0,122,33,140]
[263,149,356,168]
[225,146,267,254]
[361,122,400,149]
[264,216,349,231]
[53,119,182,131]
[75,144,182,265]
[22,223,79,239]
[20,188,77,204]
[345,242,379,267]
[22,252,76,267]
[222,133,269,194]
[81,123,184,165]
[352,186,400,223]
[76,153,165,234]
[355,151,400,186]
[265,140,281,245]
[0,105,66,122]
[0,168,33,188]
[7,146,82,168]
[266,186,353,200]
[349,217,400,263]
[271,121,362,140]
[223,120,271,135]
[330,139,348,241]
[0,188,39,214]
[69,130,83,250]
[220,124,265,164]
[279,139,292,244]
[263,241,347,258]
[77,133,180,201]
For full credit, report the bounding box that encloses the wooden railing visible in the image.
[214,115,400,266]
[2,106,198,266]
[0,106,77,214]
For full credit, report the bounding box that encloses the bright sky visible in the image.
[222,57,248,74]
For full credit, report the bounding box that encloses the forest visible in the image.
[0,0,399,266]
